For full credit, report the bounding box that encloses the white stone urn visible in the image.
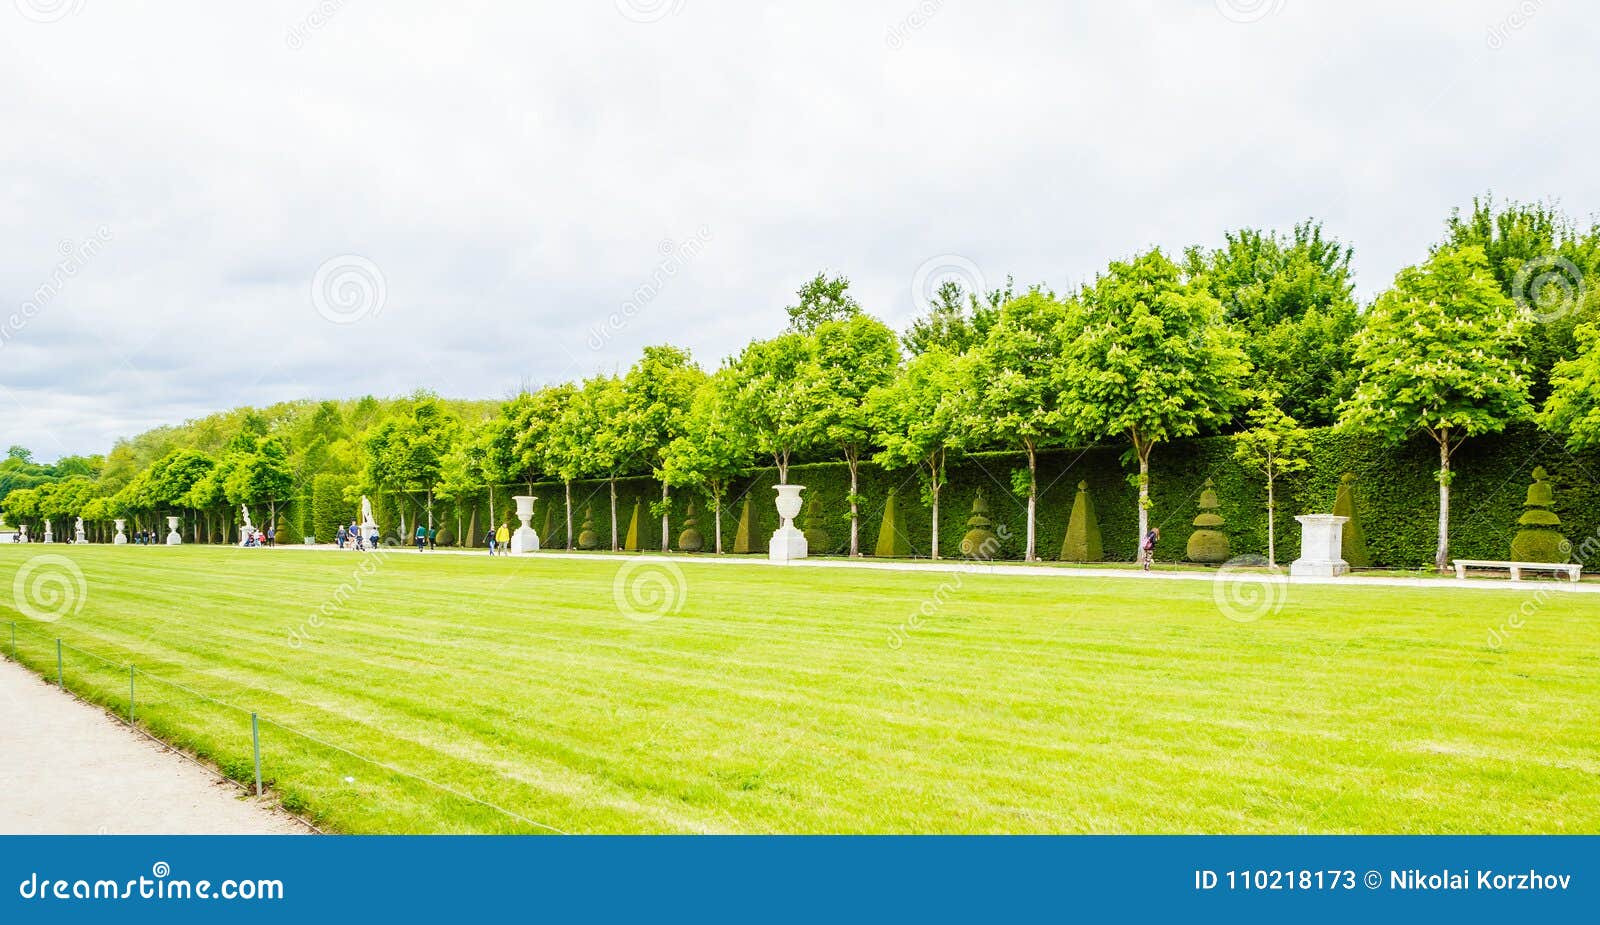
[511,495,539,554]
[18,524,28,543]
[166,515,183,546]
[1290,514,1348,579]
[114,519,127,544]
[42,520,53,544]
[769,484,808,563]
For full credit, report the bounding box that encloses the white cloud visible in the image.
[1,0,1594,457]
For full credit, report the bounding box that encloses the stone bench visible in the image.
[1452,559,1581,582]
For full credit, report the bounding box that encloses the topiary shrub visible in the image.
[1511,466,1568,562]
[1186,478,1230,563]
[960,491,1000,558]
[732,496,754,553]
[578,504,599,550]
[801,495,832,553]
[624,497,643,551]
[1331,473,1370,567]
[678,499,705,552]
[1060,480,1103,562]
[312,474,352,544]
[874,488,912,557]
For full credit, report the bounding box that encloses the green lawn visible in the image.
[0,544,1596,834]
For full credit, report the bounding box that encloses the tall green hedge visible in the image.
[342,423,1595,568]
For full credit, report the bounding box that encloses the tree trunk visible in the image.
[426,490,434,532]
[847,453,861,557]
[1136,441,1151,565]
[609,477,619,552]
[776,452,789,486]
[1265,470,1276,569]
[930,476,941,561]
[564,480,574,550]
[713,493,724,554]
[488,490,496,537]
[660,482,670,553]
[1024,442,1038,561]
[1436,435,1451,573]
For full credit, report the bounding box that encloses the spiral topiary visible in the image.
[678,498,704,552]
[961,491,1000,558]
[578,503,599,550]
[1511,466,1568,562]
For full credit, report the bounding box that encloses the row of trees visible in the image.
[9,196,1600,571]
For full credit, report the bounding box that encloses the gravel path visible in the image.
[0,659,309,834]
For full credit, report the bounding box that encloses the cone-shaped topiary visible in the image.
[623,497,642,551]
[678,498,704,552]
[1060,480,1103,562]
[1331,472,1370,568]
[732,495,754,554]
[960,491,1000,558]
[577,503,599,550]
[1511,466,1569,562]
[1185,478,1230,563]
[801,495,832,553]
[540,502,555,548]
[874,488,912,557]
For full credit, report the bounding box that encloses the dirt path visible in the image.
[0,659,309,834]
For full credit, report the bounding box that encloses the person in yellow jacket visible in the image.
[495,523,511,556]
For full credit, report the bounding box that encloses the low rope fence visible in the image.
[1,620,566,835]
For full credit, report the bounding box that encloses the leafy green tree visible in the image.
[902,276,1014,356]
[517,383,584,548]
[1061,249,1251,562]
[1441,195,1600,400]
[225,436,294,535]
[579,375,634,551]
[661,369,755,553]
[621,345,706,551]
[1184,221,1361,425]
[147,449,215,542]
[1538,323,1600,450]
[727,333,823,485]
[362,398,462,539]
[969,290,1072,561]
[785,271,861,333]
[870,347,974,559]
[1231,394,1311,567]
[813,314,900,556]
[1339,245,1532,571]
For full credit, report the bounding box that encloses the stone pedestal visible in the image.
[166,515,183,546]
[1290,514,1348,578]
[43,520,53,544]
[74,519,86,544]
[114,519,127,544]
[511,495,539,554]
[769,484,809,563]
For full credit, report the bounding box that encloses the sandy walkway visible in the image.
[0,659,309,834]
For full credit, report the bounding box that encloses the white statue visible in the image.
[238,504,258,547]
[74,517,86,544]
[360,495,377,529]
[241,504,254,529]
[42,519,54,544]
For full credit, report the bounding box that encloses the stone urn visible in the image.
[511,495,540,554]
[18,524,28,544]
[166,515,183,546]
[769,484,808,563]
[114,519,127,544]
[42,520,54,544]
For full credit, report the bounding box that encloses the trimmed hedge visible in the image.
[344,423,1597,567]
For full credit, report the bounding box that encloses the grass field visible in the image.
[1,544,1596,834]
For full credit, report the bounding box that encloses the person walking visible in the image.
[484,528,497,555]
[1141,527,1160,571]
[495,523,510,556]
[415,523,427,552]
[336,523,347,549]
[427,526,437,550]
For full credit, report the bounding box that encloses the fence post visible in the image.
[56,639,63,690]
[129,666,136,723]
[251,713,263,797]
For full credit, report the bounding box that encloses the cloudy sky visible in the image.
[2,0,1596,459]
